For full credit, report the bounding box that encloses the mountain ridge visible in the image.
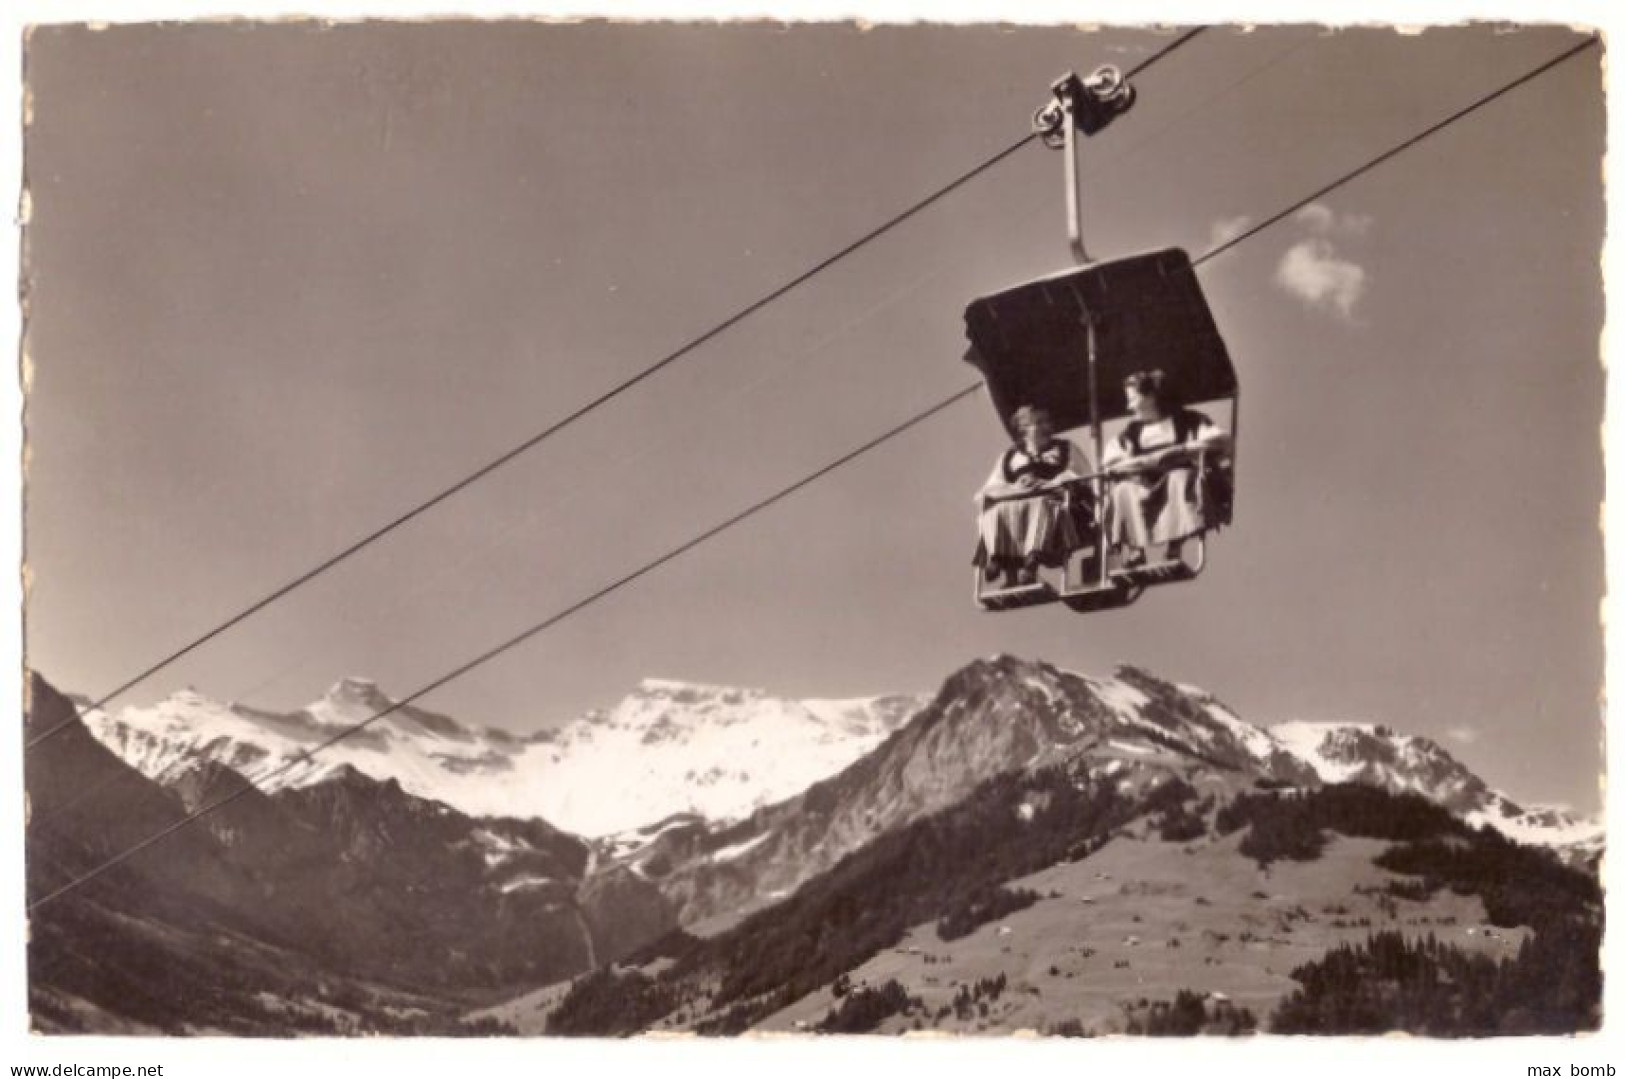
[595,656,1599,928]
[81,677,926,836]
[74,657,1599,858]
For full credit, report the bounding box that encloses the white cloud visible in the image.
[1274,203,1375,322]
[1275,238,1367,321]
[1294,203,1336,234]
[1295,202,1373,238]
[1209,215,1250,248]
[1340,212,1374,237]
[1446,725,1480,746]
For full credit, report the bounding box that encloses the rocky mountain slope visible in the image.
[25,674,676,1033]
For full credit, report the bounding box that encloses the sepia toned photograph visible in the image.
[13,14,1607,1048]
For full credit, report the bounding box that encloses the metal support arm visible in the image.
[1031,67,1136,266]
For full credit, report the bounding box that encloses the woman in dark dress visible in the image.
[974,406,1093,587]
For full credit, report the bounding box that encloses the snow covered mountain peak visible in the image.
[324,675,393,708]
[532,681,929,832]
[149,685,219,715]
[1271,720,1482,800]
[602,678,772,729]
[634,677,763,701]
[83,675,927,838]
[1268,718,1601,852]
[560,676,915,746]
[309,676,403,725]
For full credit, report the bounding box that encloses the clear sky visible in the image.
[21,22,1605,815]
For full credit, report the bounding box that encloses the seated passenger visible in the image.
[974,405,1095,588]
[1103,370,1230,568]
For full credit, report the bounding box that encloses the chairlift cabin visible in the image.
[966,70,1240,613]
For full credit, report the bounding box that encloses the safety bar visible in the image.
[983,447,1229,503]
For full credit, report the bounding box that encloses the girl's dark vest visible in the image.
[1120,409,1233,528]
[1001,442,1072,484]
[1121,410,1208,455]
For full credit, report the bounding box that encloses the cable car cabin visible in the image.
[965,247,1238,613]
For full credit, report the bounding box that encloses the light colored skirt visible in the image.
[974,495,1081,568]
[1107,467,1208,549]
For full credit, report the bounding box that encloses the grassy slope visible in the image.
[29,893,460,1035]
[475,763,1587,1038]
[752,826,1524,1035]
[465,978,578,1036]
